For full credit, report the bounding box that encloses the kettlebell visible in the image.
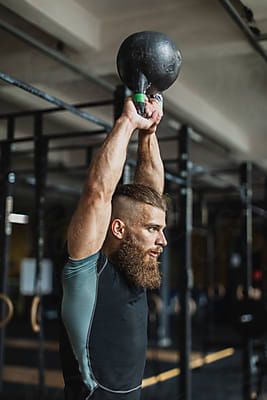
[116,31,182,115]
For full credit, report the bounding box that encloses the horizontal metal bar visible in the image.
[14,144,96,156]
[0,129,106,144]
[18,175,82,195]
[152,135,179,143]
[15,159,185,186]
[164,159,179,164]
[126,159,185,185]
[16,166,87,175]
[0,18,114,92]
[49,145,91,152]
[207,167,239,175]
[4,131,178,151]
[0,99,113,120]
[0,71,112,131]
[46,129,106,140]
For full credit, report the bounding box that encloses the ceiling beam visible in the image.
[0,0,101,51]
[218,0,267,62]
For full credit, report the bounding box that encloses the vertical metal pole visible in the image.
[158,229,171,347]
[86,147,93,167]
[240,162,253,400]
[178,125,193,400]
[0,118,15,392]
[33,113,48,399]
[113,84,129,121]
[206,206,215,292]
[263,178,267,309]
[122,164,131,184]
[264,177,267,287]
[206,213,216,346]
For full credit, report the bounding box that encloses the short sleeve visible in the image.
[62,251,100,280]
[61,251,101,391]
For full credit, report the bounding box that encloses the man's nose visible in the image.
[156,231,167,247]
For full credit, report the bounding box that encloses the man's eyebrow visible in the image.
[145,223,166,229]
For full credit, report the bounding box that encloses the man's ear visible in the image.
[111,219,125,240]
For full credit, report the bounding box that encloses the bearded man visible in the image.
[59,95,167,400]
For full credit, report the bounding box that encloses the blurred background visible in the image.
[0,1,266,399]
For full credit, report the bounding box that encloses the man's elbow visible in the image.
[82,183,113,205]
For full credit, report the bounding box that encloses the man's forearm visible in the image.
[85,116,134,199]
[134,132,164,194]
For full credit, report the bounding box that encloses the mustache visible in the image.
[147,246,164,254]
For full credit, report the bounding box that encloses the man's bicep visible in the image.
[67,196,111,259]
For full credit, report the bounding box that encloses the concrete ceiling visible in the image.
[0,0,266,200]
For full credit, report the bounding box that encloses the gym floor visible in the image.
[2,317,267,400]
[2,348,267,400]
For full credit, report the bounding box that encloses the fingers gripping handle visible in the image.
[133,92,146,116]
[133,92,163,117]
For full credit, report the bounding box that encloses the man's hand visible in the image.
[121,95,163,133]
[142,94,163,135]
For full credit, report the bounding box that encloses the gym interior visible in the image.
[0,1,267,399]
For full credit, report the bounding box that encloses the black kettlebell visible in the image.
[116,31,182,115]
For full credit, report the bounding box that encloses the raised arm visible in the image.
[134,96,164,194]
[67,97,162,259]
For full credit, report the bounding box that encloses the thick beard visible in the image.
[109,233,162,290]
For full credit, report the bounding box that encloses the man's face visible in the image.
[110,204,167,289]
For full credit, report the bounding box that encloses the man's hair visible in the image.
[112,184,167,212]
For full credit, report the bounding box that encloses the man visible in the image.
[59,95,167,400]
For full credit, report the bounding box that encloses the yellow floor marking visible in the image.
[3,339,235,390]
[3,366,64,388]
[142,348,235,388]
[147,349,205,363]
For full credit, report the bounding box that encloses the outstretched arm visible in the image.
[67,97,162,259]
[134,96,164,194]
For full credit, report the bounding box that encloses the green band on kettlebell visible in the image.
[133,93,145,103]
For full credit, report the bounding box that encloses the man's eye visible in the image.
[148,227,157,232]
